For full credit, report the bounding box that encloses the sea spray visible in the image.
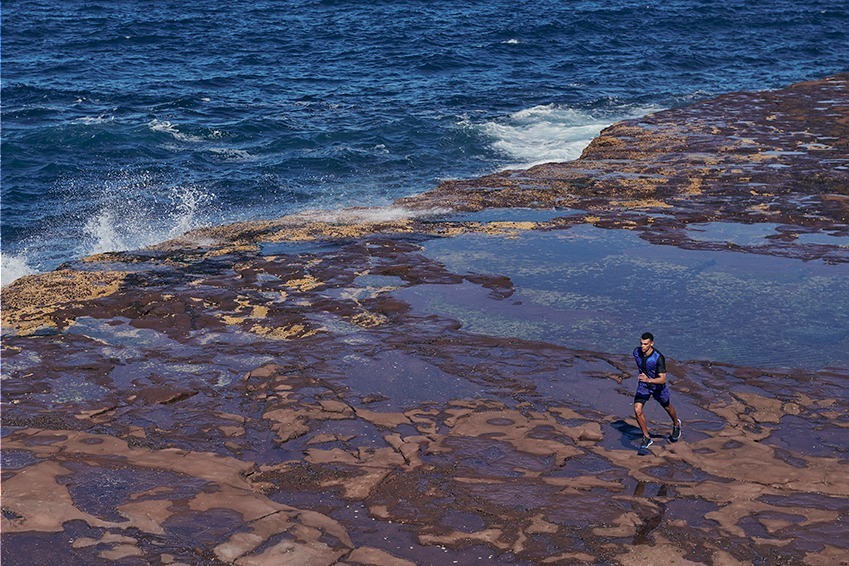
[1,253,36,288]
[1,173,216,287]
[81,180,215,257]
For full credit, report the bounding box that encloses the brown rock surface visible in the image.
[3,76,849,565]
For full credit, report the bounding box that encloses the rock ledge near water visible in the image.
[2,75,848,565]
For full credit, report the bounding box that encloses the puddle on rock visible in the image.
[352,274,407,288]
[795,232,849,246]
[406,224,849,370]
[687,222,783,246]
[333,349,482,404]
[1,449,39,470]
[67,317,180,350]
[36,375,110,404]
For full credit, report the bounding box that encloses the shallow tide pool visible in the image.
[402,224,849,371]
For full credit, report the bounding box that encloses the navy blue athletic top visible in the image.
[633,347,666,379]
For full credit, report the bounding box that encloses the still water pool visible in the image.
[403,224,849,371]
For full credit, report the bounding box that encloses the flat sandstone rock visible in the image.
[2,75,848,565]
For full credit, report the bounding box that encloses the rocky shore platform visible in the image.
[3,75,849,565]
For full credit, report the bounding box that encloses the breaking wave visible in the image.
[80,178,214,257]
[480,103,662,169]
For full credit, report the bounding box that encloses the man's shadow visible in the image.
[611,419,646,449]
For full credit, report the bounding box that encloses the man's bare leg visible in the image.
[634,402,650,438]
[664,403,679,425]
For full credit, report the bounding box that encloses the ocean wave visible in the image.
[73,115,115,125]
[148,119,208,143]
[477,103,663,169]
[206,147,257,161]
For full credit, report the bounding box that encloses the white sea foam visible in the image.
[1,253,37,287]
[75,115,114,124]
[148,119,207,142]
[291,205,436,225]
[207,147,256,161]
[480,103,662,169]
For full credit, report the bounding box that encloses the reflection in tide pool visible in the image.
[407,225,849,371]
[687,221,849,248]
[794,232,849,246]
[687,222,783,246]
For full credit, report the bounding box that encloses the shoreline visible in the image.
[2,75,849,564]
[4,73,847,289]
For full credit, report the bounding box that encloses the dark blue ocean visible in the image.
[3,0,848,285]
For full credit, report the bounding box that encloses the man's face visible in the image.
[640,338,653,354]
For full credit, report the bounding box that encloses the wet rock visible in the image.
[3,76,849,564]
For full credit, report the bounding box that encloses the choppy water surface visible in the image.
[3,0,848,283]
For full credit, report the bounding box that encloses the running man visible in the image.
[633,332,681,449]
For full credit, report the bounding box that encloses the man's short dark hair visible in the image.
[641,332,654,341]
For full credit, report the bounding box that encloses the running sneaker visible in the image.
[639,436,653,449]
[670,419,682,442]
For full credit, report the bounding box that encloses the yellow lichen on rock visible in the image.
[684,177,703,195]
[221,315,246,326]
[483,221,538,237]
[202,243,258,257]
[1,269,128,334]
[267,220,415,243]
[286,274,323,292]
[351,311,389,327]
[251,305,269,318]
[614,198,672,209]
[249,323,319,340]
